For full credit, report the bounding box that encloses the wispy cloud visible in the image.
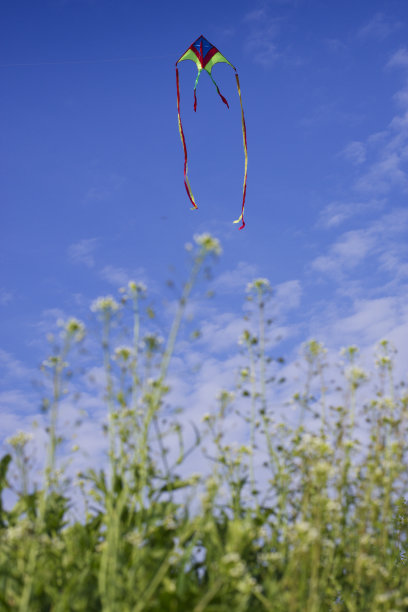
[275,280,302,311]
[300,102,363,128]
[99,265,131,286]
[67,238,99,268]
[349,78,408,196]
[212,261,258,294]
[323,38,347,54]
[0,349,36,384]
[310,293,408,369]
[341,141,366,165]
[387,47,408,69]
[387,50,408,107]
[317,200,384,229]
[83,173,125,204]
[355,149,408,194]
[311,209,408,282]
[311,229,374,278]
[243,8,280,67]
[0,289,13,306]
[357,12,402,41]
[99,264,147,287]
[393,87,408,107]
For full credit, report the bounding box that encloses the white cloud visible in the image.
[83,173,125,203]
[317,200,384,229]
[394,87,408,107]
[67,238,99,268]
[32,307,67,337]
[0,349,36,383]
[196,313,245,353]
[387,47,408,69]
[99,264,147,287]
[308,292,408,379]
[212,261,258,294]
[378,251,408,279]
[244,8,267,22]
[243,8,280,67]
[300,102,362,128]
[0,389,35,416]
[99,265,130,286]
[353,105,408,195]
[275,280,302,311]
[355,152,407,194]
[357,12,402,41]
[341,141,366,165]
[0,289,13,306]
[311,229,374,278]
[311,208,408,282]
[329,297,399,343]
[324,38,347,53]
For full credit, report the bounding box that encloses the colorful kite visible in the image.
[176,35,248,229]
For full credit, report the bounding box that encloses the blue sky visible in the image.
[1,0,408,477]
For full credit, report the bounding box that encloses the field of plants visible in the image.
[1,234,407,611]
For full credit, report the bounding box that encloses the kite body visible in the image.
[176,35,248,229]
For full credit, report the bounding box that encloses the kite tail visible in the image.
[209,73,230,108]
[194,69,202,112]
[233,72,247,230]
[176,65,198,210]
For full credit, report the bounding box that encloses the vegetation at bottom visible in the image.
[1,233,408,611]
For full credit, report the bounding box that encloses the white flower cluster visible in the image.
[346,365,368,388]
[193,233,222,256]
[113,345,134,362]
[246,278,271,293]
[128,280,146,293]
[90,295,120,314]
[6,431,33,449]
[63,317,85,342]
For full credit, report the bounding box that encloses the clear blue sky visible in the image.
[1,0,408,456]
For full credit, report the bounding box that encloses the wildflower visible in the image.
[143,333,163,353]
[260,551,283,563]
[340,345,359,361]
[376,355,392,369]
[64,317,85,342]
[4,520,32,543]
[41,356,67,370]
[90,295,120,315]
[246,278,271,293]
[164,516,177,530]
[217,390,235,404]
[128,280,146,295]
[6,431,33,449]
[346,365,368,389]
[221,552,245,577]
[294,521,319,543]
[326,500,341,514]
[193,233,222,256]
[304,339,326,359]
[113,345,134,362]
[162,577,176,593]
[125,532,144,547]
[375,339,396,370]
[311,459,334,480]
[239,329,256,346]
[238,445,252,455]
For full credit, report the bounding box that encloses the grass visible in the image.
[1,233,408,611]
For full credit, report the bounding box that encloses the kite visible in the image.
[176,35,248,229]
